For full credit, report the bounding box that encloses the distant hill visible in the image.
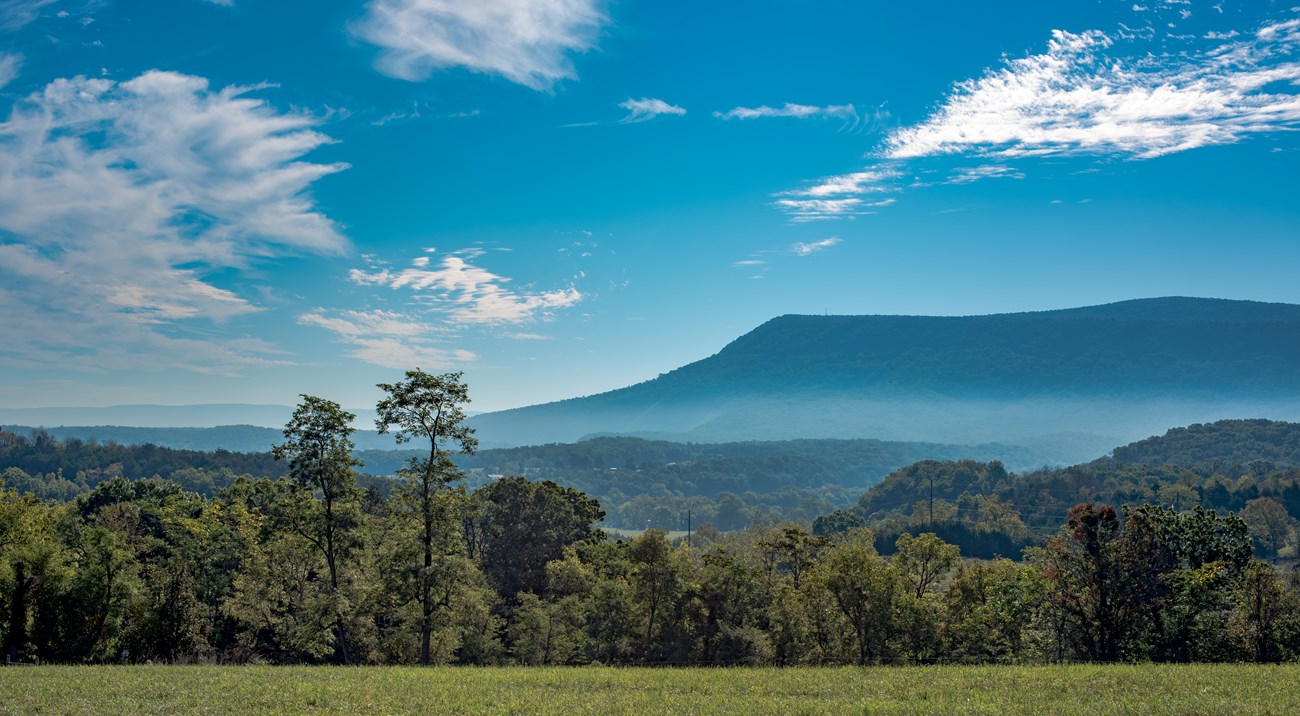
[0,404,383,430]
[450,435,1052,480]
[1,424,407,453]
[1108,419,1300,467]
[844,418,1300,559]
[468,297,1300,455]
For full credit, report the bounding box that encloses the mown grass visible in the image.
[1,664,1297,715]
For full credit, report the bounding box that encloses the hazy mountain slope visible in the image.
[468,297,1300,452]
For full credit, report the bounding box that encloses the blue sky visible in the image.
[1,0,1298,414]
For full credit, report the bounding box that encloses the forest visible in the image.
[0,428,1041,531]
[4,371,1300,666]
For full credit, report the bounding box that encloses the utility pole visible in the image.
[928,474,934,529]
[687,509,692,547]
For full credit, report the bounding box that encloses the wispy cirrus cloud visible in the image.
[772,167,902,221]
[786,167,900,198]
[298,309,474,370]
[0,0,58,31]
[887,22,1300,160]
[944,165,1026,184]
[778,10,1300,221]
[618,97,686,123]
[348,249,583,325]
[774,198,873,223]
[0,70,347,374]
[352,0,608,91]
[0,51,19,89]
[714,102,858,121]
[791,237,841,256]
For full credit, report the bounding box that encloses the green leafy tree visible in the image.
[1,485,57,663]
[942,558,1044,662]
[1121,505,1252,661]
[758,526,826,591]
[1238,497,1294,561]
[508,592,587,665]
[1031,504,1133,662]
[375,369,478,666]
[893,532,960,599]
[222,524,340,663]
[813,530,904,664]
[271,395,363,663]
[1230,560,1291,662]
[626,530,697,662]
[695,549,764,664]
[468,476,604,602]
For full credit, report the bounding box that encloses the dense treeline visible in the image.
[850,456,1300,562]
[0,429,286,497]
[4,424,430,454]
[6,462,1300,665]
[8,383,1300,666]
[451,436,1045,475]
[0,430,1044,532]
[443,436,1047,530]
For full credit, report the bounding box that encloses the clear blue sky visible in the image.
[1,0,1298,413]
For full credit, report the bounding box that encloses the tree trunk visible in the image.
[421,476,434,666]
[5,561,30,664]
[323,493,351,665]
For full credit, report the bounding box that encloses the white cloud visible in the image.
[945,165,1026,184]
[886,25,1300,161]
[0,51,19,89]
[349,250,583,324]
[0,70,347,373]
[774,198,871,222]
[352,0,608,91]
[788,168,900,197]
[777,13,1300,221]
[774,166,901,220]
[298,309,473,370]
[714,102,858,121]
[298,309,432,339]
[372,109,418,126]
[791,237,842,256]
[618,97,686,123]
[0,0,57,31]
[1258,18,1300,41]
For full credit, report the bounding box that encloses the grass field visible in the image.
[1,664,1298,715]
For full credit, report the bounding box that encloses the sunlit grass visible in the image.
[1,664,1297,715]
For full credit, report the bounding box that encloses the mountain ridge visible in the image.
[467,297,1300,450]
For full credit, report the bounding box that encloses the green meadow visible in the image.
[2,664,1298,715]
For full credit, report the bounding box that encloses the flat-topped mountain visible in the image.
[468,297,1300,454]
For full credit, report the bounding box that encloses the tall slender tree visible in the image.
[375,369,478,665]
[271,394,362,663]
